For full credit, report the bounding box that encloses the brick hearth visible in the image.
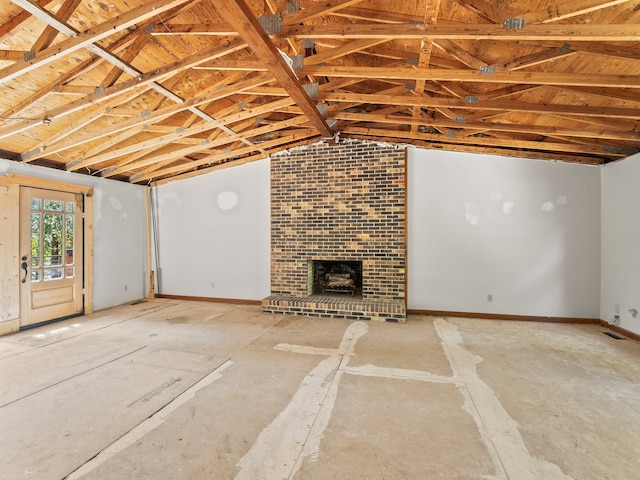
[262,139,407,322]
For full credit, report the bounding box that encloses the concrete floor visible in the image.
[1,299,639,480]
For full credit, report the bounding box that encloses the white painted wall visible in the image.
[601,153,640,335]
[0,160,148,310]
[153,159,270,301]
[408,148,601,318]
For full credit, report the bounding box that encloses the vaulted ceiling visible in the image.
[1,0,639,184]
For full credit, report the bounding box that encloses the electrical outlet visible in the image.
[211,282,215,288]
[613,315,620,325]
[615,304,620,314]
[487,294,493,302]
[124,284,128,291]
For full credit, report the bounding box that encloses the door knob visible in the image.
[21,261,28,283]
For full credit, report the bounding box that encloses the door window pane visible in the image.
[43,213,63,266]
[65,201,74,213]
[31,213,40,269]
[44,200,63,211]
[66,215,74,269]
[44,268,64,281]
[31,198,41,210]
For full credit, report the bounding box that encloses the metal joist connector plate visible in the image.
[407,57,419,65]
[503,18,525,30]
[24,50,36,62]
[317,103,328,117]
[465,95,479,104]
[302,38,315,50]
[258,13,283,34]
[479,65,495,75]
[303,82,319,98]
[455,116,466,124]
[286,0,300,13]
[291,54,304,72]
[602,145,638,155]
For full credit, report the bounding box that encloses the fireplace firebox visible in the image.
[308,260,363,296]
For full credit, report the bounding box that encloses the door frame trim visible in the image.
[0,173,94,317]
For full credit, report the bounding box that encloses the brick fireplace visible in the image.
[261,139,407,322]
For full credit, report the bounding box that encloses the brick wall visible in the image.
[269,139,407,303]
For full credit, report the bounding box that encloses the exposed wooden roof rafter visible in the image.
[0,0,638,180]
[212,0,332,138]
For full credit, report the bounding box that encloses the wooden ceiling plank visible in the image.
[331,6,424,24]
[103,126,225,176]
[151,136,326,185]
[305,67,640,88]
[342,126,622,156]
[522,0,634,24]
[1,26,139,120]
[132,129,319,183]
[334,111,640,141]
[78,73,186,161]
[194,60,267,71]
[1,0,194,86]
[0,38,249,140]
[304,39,389,66]
[83,126,146,160]
[237,86,289,96]
[341,133,605,164]
[151,24,238,35]
[278,23,640,41]
[63,74,271,169]
[72,88,288,170]
[351,44,465,69]
[433,39,486,69]
[12,0,211,123]
[523,40,640,62]
[0,0,50,42]
[51,73,270,166]
[104,116,311,178]
[31,0,82,52]
[322,92,640,118]
[131,130,311,182]
[283,0,365,25]
[102,31,152,88]
[497,46,577,71]
[154,19,640,42]
[213,0,332,138]
[22,87,150,162]
[545,113,639,133]
[555,85,640,104]
[450,0,504,23]
[475,84,542,101]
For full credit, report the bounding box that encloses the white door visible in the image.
[19,187,84,327]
